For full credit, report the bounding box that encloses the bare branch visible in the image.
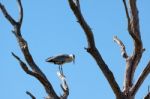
[129,0,143,54]
[17,0,23,26]
[122,0,144,92]
[131,61,150,95]
[0,3,17,25]
[57,72,69,99]
[7,0,45,77]
[123,0,130,23]
[12,52,29,72]
[26,91,36,99]
[143,86,150,99]
[144,86,150,99]
[12,52,59,99]
[68,0,123,98]
[71,0,80,10]
[123,0,141,43]
[144,94,150,99]
[68,0,95,48]
[1,1,60,98]
[76,0,80,10]
[113,36,128,59]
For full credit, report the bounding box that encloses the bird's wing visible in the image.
[53,54,69,61]
[46,54,69,62]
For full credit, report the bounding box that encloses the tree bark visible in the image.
[0,1,69,99]
[68,0,150,99]
[1,0,150,99]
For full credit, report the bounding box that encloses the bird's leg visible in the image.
[59,65,61,74]
[61,66,64,76]
[59,65,63,75]
[59,65,65,77]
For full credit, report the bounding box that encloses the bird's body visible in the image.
[46,54,75,75]
[46,54,74,65]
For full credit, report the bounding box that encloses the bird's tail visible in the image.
[45,57,53,62]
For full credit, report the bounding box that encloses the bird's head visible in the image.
[69,54,75,64]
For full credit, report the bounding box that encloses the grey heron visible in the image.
[45,54,75,75]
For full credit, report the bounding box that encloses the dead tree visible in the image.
[68,0,150,99]
[1,0,150,99]
[0,0,69,99]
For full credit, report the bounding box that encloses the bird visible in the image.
[45,54,75,75]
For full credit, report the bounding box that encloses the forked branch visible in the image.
[122,0,144,93]
[11,52,59,98]
[0,0,69,99]
[0,3,16,26]
[68,0,123,98]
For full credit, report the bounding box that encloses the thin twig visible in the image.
[12,52,29,72]
[17,0,23,26]
[12,53,60,99]
[123,0,130,23]
[0,3,17,25]
[113,36,128,59]
[26,91,36,99]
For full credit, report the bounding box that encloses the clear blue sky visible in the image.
[0,0,150,99]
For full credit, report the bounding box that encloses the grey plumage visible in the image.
[45,54,75,75]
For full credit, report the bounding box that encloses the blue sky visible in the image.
[0,0,150,99]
